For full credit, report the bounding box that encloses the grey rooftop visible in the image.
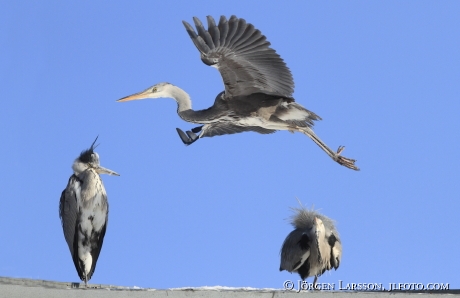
[1,277,459,298]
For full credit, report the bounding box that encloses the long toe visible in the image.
[337,146,345,155]
[336,155,359,171]
[333,146,359,170]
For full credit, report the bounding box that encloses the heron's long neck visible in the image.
[169,85,192,112]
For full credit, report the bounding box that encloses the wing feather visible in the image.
[217,16,229,46]
[59,175,86,280]
[235,37,267,53]
[182,21,210,53]
[184,15,294,98]
[193,17,215,50]
[280,229,311,272]
[232,24,256,49]
[201,122,275,138]
[206,16,220,48]
[223,16,239,47]
[59,175,80,257]
[227,19,247,48]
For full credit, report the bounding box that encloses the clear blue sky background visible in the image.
[1,1,459,290]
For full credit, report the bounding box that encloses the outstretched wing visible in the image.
[183,15,294,99]
[201,122,276,138]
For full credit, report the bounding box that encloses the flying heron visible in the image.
[59,137,119,286]
[117,15,359,171]
[280,204,342,288]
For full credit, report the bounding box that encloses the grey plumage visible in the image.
[201,122,275,137]
[117,15,359,171]
[280,204,342,288]
[59,137,119,286]
[182,15,294,98]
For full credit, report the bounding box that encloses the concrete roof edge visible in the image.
[1,276,459,296]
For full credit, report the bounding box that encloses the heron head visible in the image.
[72,136,120,176]
[117,82,173,102]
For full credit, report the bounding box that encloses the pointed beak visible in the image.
[116,91,148,102]
[95,165,120,176]
[314,217,322,226]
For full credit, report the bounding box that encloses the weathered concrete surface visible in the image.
[0,277,458,298]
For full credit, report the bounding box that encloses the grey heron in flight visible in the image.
[117,15,359,171]
[59,137,119,286]
[280,204,342,288]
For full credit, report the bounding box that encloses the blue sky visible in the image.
[1,0,459,290]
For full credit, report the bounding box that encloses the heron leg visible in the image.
[299,127,359,171]
[176,128,200,145]
[191,125,203,133]
[313,276,319,290]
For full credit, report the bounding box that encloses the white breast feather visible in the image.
[75,173,108,275]
[277,107,310,121]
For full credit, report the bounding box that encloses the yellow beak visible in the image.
[116,91,148,102]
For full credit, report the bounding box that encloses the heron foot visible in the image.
[176,127,200,145]
[334,146,359,171]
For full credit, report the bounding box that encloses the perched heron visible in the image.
[117,15,359,171]
[280,204,342,288]
[59,137,119,286]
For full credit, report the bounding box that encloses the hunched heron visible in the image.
[117,15,359,171]
[59,137,119,286]
[280,204,342,288]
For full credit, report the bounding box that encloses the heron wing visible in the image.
[328,233,341,270]
[183,15,294,98]
[201,122,276,138]
[59,175,80,257]
[280,229,311,273]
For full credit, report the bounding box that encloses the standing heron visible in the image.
[59,137,119,286]
[117,15,359,171]
[280,204,342,288]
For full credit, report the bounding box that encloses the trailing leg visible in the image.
[299,127,359,171]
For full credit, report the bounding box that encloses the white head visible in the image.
[72,137,120,176]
